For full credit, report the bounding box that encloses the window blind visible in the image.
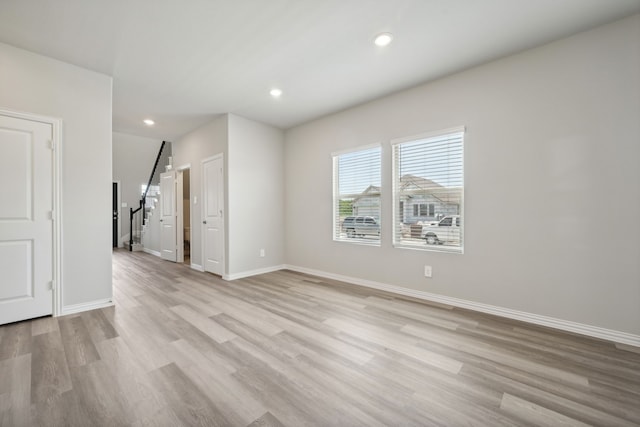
[333,146,381,243]
[392,128,464,252]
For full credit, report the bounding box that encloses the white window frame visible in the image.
[332,144,382,246]
[391,126,465,254]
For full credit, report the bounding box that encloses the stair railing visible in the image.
[129,141,167,251]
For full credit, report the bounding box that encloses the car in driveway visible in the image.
[421,215,461,245]
[341,216,380,238]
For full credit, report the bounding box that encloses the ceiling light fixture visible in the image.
[374,32,393,47]
[270,88,282,98]
[143,119,155,126]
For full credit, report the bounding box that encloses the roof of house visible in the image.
[352,175,462,205]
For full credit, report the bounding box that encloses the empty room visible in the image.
[1,1,639,426]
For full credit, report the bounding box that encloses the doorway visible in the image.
[112,181,121,248]
[173,166,191,265]
[181,169,191,265]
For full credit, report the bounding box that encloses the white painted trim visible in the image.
[143,248,161,257]
[176,163,191,171]
[283,264,640,348]
[390,125,466,146]
[52,117,63,318]
[176,170,184,263]
[331,142,381,157]
[190,263,204,272]
[61,298,114,316]
[223,264,286,281]
[0,109,63,318]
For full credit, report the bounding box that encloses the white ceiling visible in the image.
[1,0,639,140]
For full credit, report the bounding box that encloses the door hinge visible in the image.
[48,281,55,291]
[48,139,55,150]
[49,210,55,220]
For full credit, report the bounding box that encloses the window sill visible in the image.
[393,241,463,254]
[334,238,381,247]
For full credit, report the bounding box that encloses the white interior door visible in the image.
[202,155,224,276]
[0,113,53,324]
[160,170,177,262]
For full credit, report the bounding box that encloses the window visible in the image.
[333,145,381,244]
[413,203,435,217]
[392,127,464,253]
[439,217,452,226]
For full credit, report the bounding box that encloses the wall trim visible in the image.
[283,264,640,348]
[143,248,161,257]
[224,264,286,281]
[190,263,204,272]
[61,298,114,316]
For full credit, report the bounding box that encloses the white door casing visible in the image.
[202,155,224,276]
[160,170,177,262]
[176,170,184,263]
[0,111,59,324]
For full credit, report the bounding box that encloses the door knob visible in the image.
[203,220,207,224]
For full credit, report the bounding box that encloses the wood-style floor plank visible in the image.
[30,330,72,405]
[57,316,101,368]
[0,249,638,426]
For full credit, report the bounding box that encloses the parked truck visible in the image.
[421,215,461,245]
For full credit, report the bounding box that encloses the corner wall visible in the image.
[227,114,285,277]
[0,42,113,310]
[172,115,228,270]
[172,114,285,277]
[283,15,640,337]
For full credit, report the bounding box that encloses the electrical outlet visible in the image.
[260,249,265,257]
[424,265,432,278]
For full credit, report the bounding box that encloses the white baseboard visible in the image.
[143,248,161,257]
[190,263,204,272]
[224,264,286,281]
[283,264,640,348]
[61,298,114,316]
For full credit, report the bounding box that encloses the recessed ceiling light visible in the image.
[374,32,393,47]
[143,119,155,126]
[270,88,282,98]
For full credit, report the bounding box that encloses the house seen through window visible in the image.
[333,145,381,244]
[392,127,464,253]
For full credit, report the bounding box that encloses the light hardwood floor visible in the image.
[1,249,639,426]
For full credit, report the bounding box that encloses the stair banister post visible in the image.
[129,207,134,251]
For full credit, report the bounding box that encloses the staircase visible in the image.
[124,185,159,251]
[140,184,160,247]
[127,141,172,251]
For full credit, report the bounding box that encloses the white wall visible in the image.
[112,132,162,243]
[0,42,113,309]
[171,113,285,276]
[284,15,640,336]
[172,115,228,269]
[228,114,285,276]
